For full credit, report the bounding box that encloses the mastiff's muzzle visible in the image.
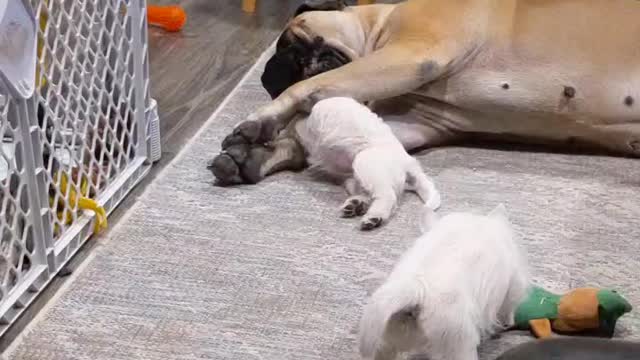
[260,1,352,99]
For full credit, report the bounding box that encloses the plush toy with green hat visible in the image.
[513,285,632,338]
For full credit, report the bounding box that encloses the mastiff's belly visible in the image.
[410,48,640,155]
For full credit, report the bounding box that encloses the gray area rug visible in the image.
[6,48,640,360]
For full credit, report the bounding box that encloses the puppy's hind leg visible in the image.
[406,160,441,210]
[340,177,370,218]
[353,151,402,230]
[374,344,398,360]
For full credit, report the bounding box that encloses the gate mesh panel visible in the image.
[0,0,157,335]
[0,97,38,304]
[30,0,139,241]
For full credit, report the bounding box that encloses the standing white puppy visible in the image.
[295,97,440,230]
[358,204,530,360]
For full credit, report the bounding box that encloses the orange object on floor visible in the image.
[242,0,256,12]
[147,5,187,32]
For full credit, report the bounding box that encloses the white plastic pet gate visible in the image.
[0,0,160,336]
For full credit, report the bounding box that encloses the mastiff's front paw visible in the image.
[221,118,282,150]
[207,143,266,186]
[221,120,263,149]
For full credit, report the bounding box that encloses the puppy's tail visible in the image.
[358,279,423,358]
[406,163,441,211]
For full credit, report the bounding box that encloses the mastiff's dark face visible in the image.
[261,0,361,99]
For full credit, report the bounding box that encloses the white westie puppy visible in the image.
[295,97,441,230]
[358,204,530,360]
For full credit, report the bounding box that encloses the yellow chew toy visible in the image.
[50,170,107,235]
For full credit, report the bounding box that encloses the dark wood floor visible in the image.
[149,0,301,169]
[0,0,300,351]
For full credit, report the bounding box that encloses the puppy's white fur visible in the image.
[358,205,530,360]
[295,97,440,229]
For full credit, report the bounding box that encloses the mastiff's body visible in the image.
[210,0,640,186]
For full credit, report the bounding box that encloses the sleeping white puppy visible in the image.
[295,97,441,230]
[358,204,530,360]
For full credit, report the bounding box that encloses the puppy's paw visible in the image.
[360,216,383,231]
[340,196,369,218]
[426,189,442,211]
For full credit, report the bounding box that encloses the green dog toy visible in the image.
[514,285,632,338]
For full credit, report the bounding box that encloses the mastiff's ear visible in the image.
[294,0,347,16]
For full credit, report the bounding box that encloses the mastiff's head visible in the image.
[261,0,367,99]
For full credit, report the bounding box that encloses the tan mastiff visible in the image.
[209,0,640,186]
